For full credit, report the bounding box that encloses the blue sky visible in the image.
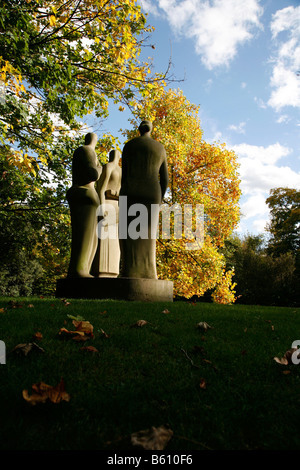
[101,0,300,237]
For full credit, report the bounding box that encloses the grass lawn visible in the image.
[0,296,300,451]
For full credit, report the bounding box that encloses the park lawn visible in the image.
[0,296,300,451]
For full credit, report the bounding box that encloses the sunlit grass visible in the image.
[0,296,300,450]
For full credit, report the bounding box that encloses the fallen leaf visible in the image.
[100,328,110,338]
[59,320,94,341]
[32,332,43,341]
[136,320,148,327]
[274,348,300,365]
[12,342,45,356]
[59,328,86,341]
[199,378,207,389]
[99,310,107,315]
[282,370,291,375]
[131,320,148,327]
[80,346,99,353]
[131,425,173,450]
[59,327,84,336]
[162,309,170,314]
[27,304,34,308]
[22,378,70,406]
[196,322,213,331]
[0,308,6,314]
[72,320,94,336]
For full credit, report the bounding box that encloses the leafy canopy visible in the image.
[0,0,167,294]
[0,0,166,180]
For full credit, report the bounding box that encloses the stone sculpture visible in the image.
[66,132,102,278]
[91,149,122,277]
[119,120,169,279]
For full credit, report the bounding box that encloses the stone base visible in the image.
[55,277,173,302]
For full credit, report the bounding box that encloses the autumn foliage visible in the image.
[0,0,166,294]
[124,88,241,302]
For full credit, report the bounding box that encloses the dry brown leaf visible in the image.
[202,358,212,364]
[274,348,300,365]
[59,327,85,337]
[59,320,94,341]
[27,304,34,308]
[131,320,148,328]
[32,332,43,341]
[72,320,94,336]
[12,342,45,356]
[162,309,170,314]
[136,320,148,327]
[274,356,289,365]
[199,378,207,389]
[131,425,173,450]
[22,378,70,406]
[197,321,213,331]
[100,328,110,338]
[0,308,6,314]
[80,346,99,353]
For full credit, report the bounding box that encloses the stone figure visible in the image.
[66,132,102,278]
[119,120,169,279]
[91,149,122,277]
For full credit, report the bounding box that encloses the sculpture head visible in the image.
[109,149,121,162]
[84,132,98,147]
[138,120,152,136]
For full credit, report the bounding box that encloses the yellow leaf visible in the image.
[23,378,70,406]
[49,15,56,26]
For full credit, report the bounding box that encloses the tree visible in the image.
[0,0,166,181]
[266,187,300,305]
[266,188,300,260]
[0,0,168,294]
[123,88,241,302]
[223,233,298,306]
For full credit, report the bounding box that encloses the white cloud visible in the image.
[139,0,160,16]
[154,0,263,69]
[228,121,246,134]
[268,6,300,110]
[231,142,300,230]
[276,114,290,124]
[232,142,291,166]
[254,96,267,109]
[240,193,269,219]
